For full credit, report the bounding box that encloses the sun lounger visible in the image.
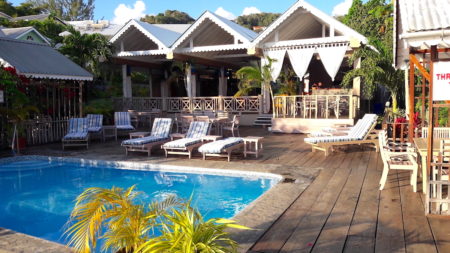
[87,114,104,141]
[199,137,244,162]
[62,118,89,150]
[308,114,374,137]
[115,112,135,136]
[304,114,379,156]
[121,118,173,156]
[162,121,211,159]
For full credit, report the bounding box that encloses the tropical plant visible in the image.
[65,185,183,253]
[138,203,249,253]
[341,40,404,113]
[236,57,276,116]
[65,186,249,253]
[59,26,113,76]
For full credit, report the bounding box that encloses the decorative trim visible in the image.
[252,0,367,47]
[171,11,253,50]
[117,49,167,57]
[21,73,93,81]
[176,44,249,53]
[110,19,168,49]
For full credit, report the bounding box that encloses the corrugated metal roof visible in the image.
[1,27,33,39]
[153,24,191,34]
[11,13,50,22]
[134,20,184,47]
[0,37,93,81]
[208,12,258,41]
[399,0,450,32]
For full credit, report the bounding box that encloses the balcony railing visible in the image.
[273,95,358,119]
[113,96,262,113]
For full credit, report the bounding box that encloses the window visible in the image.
[26,35,34,41]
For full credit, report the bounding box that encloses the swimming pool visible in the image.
[0,156,280,245]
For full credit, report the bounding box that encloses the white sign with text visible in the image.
[433,61,450,101]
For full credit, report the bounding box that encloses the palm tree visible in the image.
[137,203,249,253]
[342,39,403,113]
[65,185,182,253]
[236,57,275,116]
[59,26,113,76]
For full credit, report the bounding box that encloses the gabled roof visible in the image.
[170,11,258,50]
[11,13,50,22]
[110,19,185,49]
[252,0,367,46]
[0,11,12,20]
[0,37,93,81]
[399,0,450,33]
[1,26,51,45]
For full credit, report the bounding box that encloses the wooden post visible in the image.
[408,54,415,142]
[426,46,437,200]
[79,81,83,117]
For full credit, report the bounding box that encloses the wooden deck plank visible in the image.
[427,215,450,253]
[397,171,438,253]
[250,153,348,253]
[344,151,382,253]
[279,152,358,252]
[375,170,406,253]
[311,151,371,253]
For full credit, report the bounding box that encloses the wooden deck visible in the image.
[246,131,450,253]
[5,126,450,253]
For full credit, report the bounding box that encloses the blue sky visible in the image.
[10,0,350,22]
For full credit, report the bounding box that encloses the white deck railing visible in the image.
[113,96,262,113]
[273,95,358,119]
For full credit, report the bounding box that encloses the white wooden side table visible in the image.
[243,136,264,158]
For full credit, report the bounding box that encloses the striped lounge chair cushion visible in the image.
[122,136,168,145]
[87,114,103,132]
[151,118,172,138]
[199,137,243,154]
[115,112,135,130]
[63,118,88,140]
[186,121,210,139]
[305,114,377,144]
[163,138,202,148]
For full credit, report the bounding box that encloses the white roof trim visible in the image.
[22,73,93,81]
[5,27,51,45]
[252,0,367,47]
[171,11,253,50]
[176,44,249,53]
[110,19,168,49]
[117,49,167,57]
[263,36,350,49]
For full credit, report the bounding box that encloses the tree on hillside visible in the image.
[236,13,281,30]
[141,10,194,24]
[26,0,94,21]
[0,17,66,45]
[0,0,17,16]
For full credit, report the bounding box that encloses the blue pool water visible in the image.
[0,157,279,245]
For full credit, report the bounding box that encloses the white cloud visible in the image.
[112,0,146,24]
[332,0,352,17]
[214,7,236,20]
[242,6,261,16]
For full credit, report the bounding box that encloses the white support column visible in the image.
[189,38,194,48]
[186,64,192,97]
[120,41,124,52]
[219,67,227,96]
[404,66,409,116]
[274,31,279,42]
[234,36,238,44]
[353,57,361,112]
[122,64,132,98]
[192,74,197,97]
[322,25,326,37]
[330,24,335,37]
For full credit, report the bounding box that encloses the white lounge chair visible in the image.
[87,114,104,141]
[309,114,374,137]
[121,118,173,156]
[162,121,211,159]
[62,118,89,150]
[304,114,379,156]
[199,137,244,162]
